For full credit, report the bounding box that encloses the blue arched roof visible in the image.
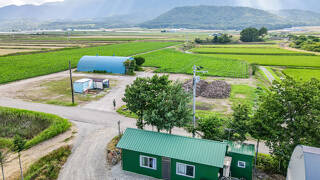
[77,56,133,74]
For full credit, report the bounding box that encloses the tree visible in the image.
[253,77,320,174]
[0,149,9,180]
[259,27,268,36]
[240,27,260,42]
[143,82,191,133]
[13,135,26,180]
[123,59,136,75]
[134,57,145,66]
[123,75,171,129]
[196,115,229,141]
[229,104,250,142]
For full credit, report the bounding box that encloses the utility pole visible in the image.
[192,65,208,137]
[69,61,75,105]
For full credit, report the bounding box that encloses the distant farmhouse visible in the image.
[117,128,254,180]
[77,55,134,74]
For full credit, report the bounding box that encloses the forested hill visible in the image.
[274,9,320,26]
[140,6,314,30]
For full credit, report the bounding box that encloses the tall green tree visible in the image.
[123,75,171,129]
[259,27,268,36]
[144,82,192,133]
[254,77,320,174]
[0,149,9,180]
[230,104,250,142]
[240,27,260,42]
[196,115,229,141]
[13,135,26,180]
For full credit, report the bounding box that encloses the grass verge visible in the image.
[24,146,72,180]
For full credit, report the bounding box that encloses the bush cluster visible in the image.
[289,35,320,52]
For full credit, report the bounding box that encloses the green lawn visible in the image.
[283,68,320,81]
[141,49,249,78]
[199,54,320,67]
[192,47,312,55]
[0,41,180,84]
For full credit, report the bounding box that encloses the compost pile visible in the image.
[183,80,231,99]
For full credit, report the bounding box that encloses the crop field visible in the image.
[192,47,312,55]
[199,44,278,48]
[199,54,320,67]
[0,41,180,84]
[141,49,249,78]
[283,68,320,81]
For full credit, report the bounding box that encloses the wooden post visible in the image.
[118,120,121,136]
[69,61,75,105]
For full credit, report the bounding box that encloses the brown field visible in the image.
[0,49,39,55]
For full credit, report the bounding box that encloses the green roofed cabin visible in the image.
[117,128,255,180]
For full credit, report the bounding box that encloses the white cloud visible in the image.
[0,0,64,7]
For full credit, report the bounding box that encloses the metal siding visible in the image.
[225,141,255,156]
[117,128,227,168]
[171,158,220,180]
[77,56,129,74]
[122,149,162,179]
[228,152,253,180]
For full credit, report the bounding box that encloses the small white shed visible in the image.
[287,145,320,180]
[73,78,93,93]
[91,78,109,90]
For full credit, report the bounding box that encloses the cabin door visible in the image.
[162,157,171,180]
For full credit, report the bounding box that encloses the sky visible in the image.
[0,0,63,7]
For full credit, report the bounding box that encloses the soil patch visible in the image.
[183,80,231,99]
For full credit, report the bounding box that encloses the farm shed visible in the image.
[91,78,109,90]
[117,128,254,180]
[73,78,93,93]
[287,145,320,180]
[225,141,255,180]
[77,56,134,74]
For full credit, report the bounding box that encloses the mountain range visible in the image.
[141,6,320,30]
[0,0,320,31]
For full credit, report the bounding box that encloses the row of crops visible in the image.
[195,44,320,81]
[141,49,249,78]
[0,41,180,84]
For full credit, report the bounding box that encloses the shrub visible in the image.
[257,153,281,174]
[134,57,145,66]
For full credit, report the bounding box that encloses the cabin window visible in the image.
[140,155,157,170]
[238,161,246,168]
[176,162,195,178]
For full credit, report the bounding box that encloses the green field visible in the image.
[283,68,320,81]
[0,41,180,84]
[199,44,278,48]
[199,54,320,67]
[192,47,312,55]
[141,49,248,78]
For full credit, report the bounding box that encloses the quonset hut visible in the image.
[287,145,320,180]
[77,56,134,74]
